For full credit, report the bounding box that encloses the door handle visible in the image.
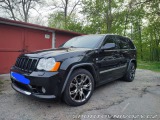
[123,51,128,53]
[112,51,120,57]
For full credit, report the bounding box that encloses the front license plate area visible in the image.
[11,72,30,85]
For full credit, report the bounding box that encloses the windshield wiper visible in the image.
[59,46,77,48]
[70,46,77,48]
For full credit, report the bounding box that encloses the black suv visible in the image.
[10,34,136,106]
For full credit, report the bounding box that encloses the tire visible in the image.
[63,69,94,106]
[123,62,136,82]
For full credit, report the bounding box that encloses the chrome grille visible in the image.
[15,57,39,72]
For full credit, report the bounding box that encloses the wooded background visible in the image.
[0,0,160,62]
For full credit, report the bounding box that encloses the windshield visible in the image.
[60,35,104,49]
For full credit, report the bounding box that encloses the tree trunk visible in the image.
[6,0,16,20]
[124,11,129,36]
[64,0,68,27]
[138,19,143,60]
[153,28,159,61]
[106,0,112,33]
[150,33,153,61]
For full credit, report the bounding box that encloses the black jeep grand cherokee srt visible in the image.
[10,34,136,106]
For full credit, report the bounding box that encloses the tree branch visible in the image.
[69,0,80,17]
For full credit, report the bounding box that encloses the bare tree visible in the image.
[0,0,43,22]
[51,0,81,25]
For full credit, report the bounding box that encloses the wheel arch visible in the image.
[128,59,137,70]
[61,63,97,94]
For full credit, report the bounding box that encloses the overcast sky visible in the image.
[0,0,136,27]
[0,0,83,26]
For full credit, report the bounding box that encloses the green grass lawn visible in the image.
[138,60,160,72]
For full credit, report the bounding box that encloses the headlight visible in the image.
[37,58,60,71]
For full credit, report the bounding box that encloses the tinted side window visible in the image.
[119,37,130,49]
[127,39,135,49]
[102,36,119,49]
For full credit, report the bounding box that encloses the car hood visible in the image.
[22,47,92,58]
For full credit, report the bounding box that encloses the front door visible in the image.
[97,35,122,84]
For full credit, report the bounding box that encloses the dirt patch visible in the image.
[0,76,11,93]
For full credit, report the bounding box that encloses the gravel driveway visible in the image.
[0,69,160,120]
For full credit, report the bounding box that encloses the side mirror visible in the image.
[101,43,116,50]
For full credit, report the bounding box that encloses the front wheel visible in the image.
[123,62,136,82]
[63,69,94,106]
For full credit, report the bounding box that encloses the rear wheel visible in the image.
[63,69,94,106]
[123,62,136,82]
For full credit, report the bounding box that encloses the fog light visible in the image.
[42,87,46,93]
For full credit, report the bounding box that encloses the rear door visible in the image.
[114,36,129,77]
[117,36,130,65]
[118,36,136,66]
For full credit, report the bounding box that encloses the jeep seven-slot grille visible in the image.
[15,57,39,72]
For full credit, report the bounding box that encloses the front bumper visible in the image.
[10,66,64,99]
[11,83,56,99]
